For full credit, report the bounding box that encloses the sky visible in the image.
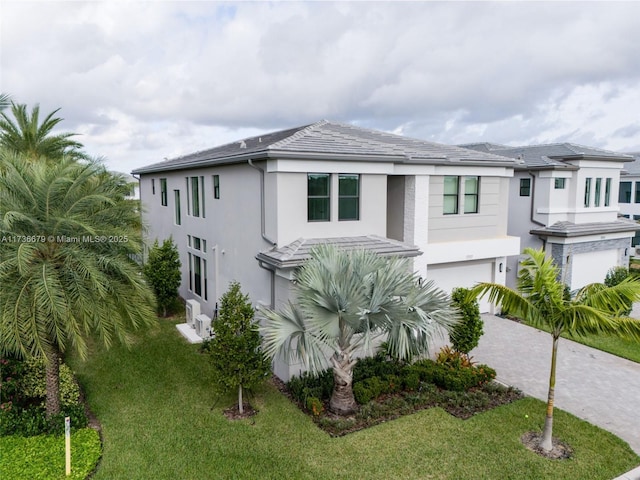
[2,1,640,174]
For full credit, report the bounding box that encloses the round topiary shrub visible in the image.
[450,287,484,354]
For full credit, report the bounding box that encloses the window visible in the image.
[605,178,611,207]
[190,177,200,217]
[213,175,220,199]
[635,182,640,204]
[193,255,202,296]
[174,190,181,225]
[620,182,632,203]
[463,176,479,214]
[554,178,566,189]
[594,178,602,207]
[152,178,156,195]
[200,176,205,218]
[193,236,201,251]
[188,237,207,299]
[338,174,359,220]
[443,176,459,214]
[584,178,592,207]
[160,178,167,206]
[308,174,330,221]
[519,178,531,196]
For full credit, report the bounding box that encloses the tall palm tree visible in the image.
[0,102,85,160]
[0,150,157,418]
[261,244,459,415]
[470,247,640,452]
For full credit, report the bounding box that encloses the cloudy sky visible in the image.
[2,1,640,173]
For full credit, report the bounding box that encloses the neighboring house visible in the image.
[461,142,638,289]
[133,120,521,379]
[617,152,640,248]
[112,172,140,200]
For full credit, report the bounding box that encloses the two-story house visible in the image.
[617,153,640,249]
[461,142,638,289]
[133,121,521,379]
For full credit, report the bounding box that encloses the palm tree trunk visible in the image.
[238,384,244,414]
[329,351,357,415]
[45,347,62,419]
[540,335,559,452]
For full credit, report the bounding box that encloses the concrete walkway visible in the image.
[471,314,640,457]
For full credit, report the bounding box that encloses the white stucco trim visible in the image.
[425,236,521,265]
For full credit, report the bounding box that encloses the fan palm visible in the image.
[470,247,640,451]
[261,244,459,415]
[0,150,157,417]
[0,102,85,160]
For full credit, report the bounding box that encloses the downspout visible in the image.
[248,159,277,246]
[248,159,277,309]
[528,172,546,227]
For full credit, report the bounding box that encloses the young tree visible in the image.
[143,238,182,317]
[0,152,157,418]
[470,248,640,452]
[208,282,270,414]
[261,244,459,415]
[449,287,483,355]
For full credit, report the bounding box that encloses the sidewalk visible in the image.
[471,314,640,457]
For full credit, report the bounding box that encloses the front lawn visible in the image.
[68,318,639,480]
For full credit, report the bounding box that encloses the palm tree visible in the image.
[470,247,640,451]
[0,102,85,160]
[0,150,157,418]
[261,244,459,415]
[0,93,10,111]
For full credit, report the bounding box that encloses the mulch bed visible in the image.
[521,431,574,459]
[223,403,258,420]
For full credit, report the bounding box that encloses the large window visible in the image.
[308,174,330,221]
[174,190,181,225]
[160,178,167,206]
[620,182,632,203]
[584,178,592,207]
[519,178,531,197]
[188,236,207,300]
[443,176,459,215]
[605,178,611,206]
[634,182,640,204]
[444,176,479,215]
[338,174,359,221]
[187,176,205,217]
[594,178,602,207]
[464,176,479,214]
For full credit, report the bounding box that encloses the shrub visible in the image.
[18,358,80,407]
[436,345,475,369]
[353,355,404,383]
[604,266,633,316]
[353,376,385,405]
[402,371,420,391]
[287,369,334,403]
[450,287,484,354]
[305,396,324,416]
[143,237,182,317]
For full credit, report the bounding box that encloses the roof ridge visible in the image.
[267,120,329,149]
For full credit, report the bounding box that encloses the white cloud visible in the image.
[3,1,640,171]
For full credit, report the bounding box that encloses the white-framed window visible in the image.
[187,235,207,300]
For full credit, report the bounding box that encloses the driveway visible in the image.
[471,314,640,456]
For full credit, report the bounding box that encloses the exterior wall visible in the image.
[549,237,631,290]
[139,163,272,317]
[565,162,622,224]
[274,171,388,246]
[386,175,405,242]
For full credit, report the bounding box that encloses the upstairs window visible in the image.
[338,174,359,221]
[594,178,602,207]
[152,178,156,195]
[554,178,566,189]
[519,178,531,197]
[308,174,330,221]
[605,178,611,207]
[620,182,632,203]
[213,175,220,199]
[584,178,592,207]
[188,176,205,217]
[635,182,640,204]
[174,190,181,225]
[160,178,167,206]
[463,176,479,214]
[443,176,459,214]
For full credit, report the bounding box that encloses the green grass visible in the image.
[0,429,101,480]
[66,318,639,480]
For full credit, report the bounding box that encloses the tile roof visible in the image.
[621,153,640,176]
[132,120,517,174]
[461,142,634,171]
[530,219,640,238]
[255,235,422,269]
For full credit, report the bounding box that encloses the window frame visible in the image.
[463,176,479,214]
[160,178,168,206]
[584,178,592,207]
[307,173,331,222]
[605,178,611,207]
[338,174,360,221]
[620,181,632,204]
[213,175,220,199]
[554,178,566,189]
[594,178,602,207]
[190,176,200,217]
[519,178,531,197]
[174,190,181,225]
[443,176,460,215]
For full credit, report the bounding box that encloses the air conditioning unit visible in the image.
[185,299,201,328]
[195,314,212,338]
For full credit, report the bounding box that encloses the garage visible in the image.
[570,249,620,290]
[427,260,495,313]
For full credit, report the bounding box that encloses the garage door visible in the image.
[570,249,619,290]
[427,260,494,313]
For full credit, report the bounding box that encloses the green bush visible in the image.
[604,266,633,316]
[353,355,404,383]
[402,371,421,391]
[305,396,324,416]
[411,359,495,392]
[450,287,484,354]
[0,403,87,437]
[286,369,334,403]
[353,382,374,405]
[19,358,80,407]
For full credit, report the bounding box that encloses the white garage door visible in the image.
[570,249,619,290]
[427,260,494,313]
